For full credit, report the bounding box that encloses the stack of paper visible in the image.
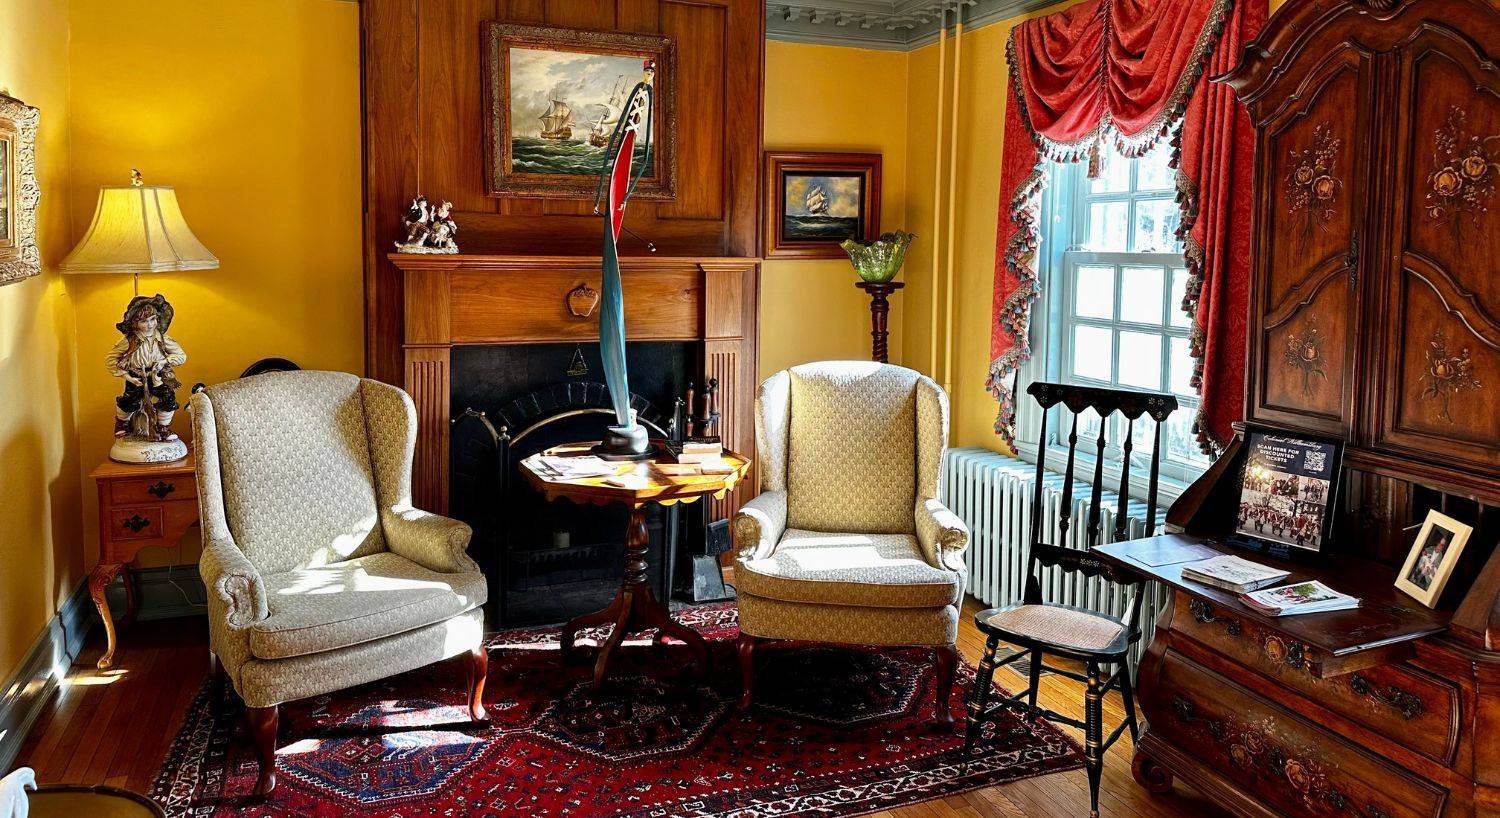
[530,455,615,480]
[1182,555,1291,593]
[1240,580,1359,617]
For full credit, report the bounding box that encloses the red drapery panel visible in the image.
[1177,0,1265,451]
[987,0,1262,453]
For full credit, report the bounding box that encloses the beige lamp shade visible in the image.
[60,184,218,273]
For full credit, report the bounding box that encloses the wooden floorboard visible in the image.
[13,598,1229,817]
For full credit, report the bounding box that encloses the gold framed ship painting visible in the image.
[763,151,881,259]
[0,92,41,287]
[484,23,677,200]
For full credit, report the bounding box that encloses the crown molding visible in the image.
[765,0,1056,51]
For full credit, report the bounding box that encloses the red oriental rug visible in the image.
[151,604,1082,817]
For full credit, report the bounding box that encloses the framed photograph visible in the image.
[1395,510,1473,608]
[484,23,676,200]
[0,92,41,287]
[763,151,880,259]
[1233,426,1344,554]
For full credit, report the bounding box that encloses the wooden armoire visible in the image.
[1133,0,1500,816]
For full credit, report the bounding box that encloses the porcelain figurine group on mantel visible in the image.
[395,195,460,254]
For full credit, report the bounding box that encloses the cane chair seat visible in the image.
[984,603,1129,656]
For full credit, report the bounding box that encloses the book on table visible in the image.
[1240,580,1360,616]
[1181,555,1291,593]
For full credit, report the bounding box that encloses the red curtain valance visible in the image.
[1009,0,1232,160]
[987,0,1263,454]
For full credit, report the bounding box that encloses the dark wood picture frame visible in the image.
[762,151,880,259]
[483,23,677,200]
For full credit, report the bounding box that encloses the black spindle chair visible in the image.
[962,382,1177,818]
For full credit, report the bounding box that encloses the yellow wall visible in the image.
[0,0,83,687]
[760,42,910,377]
[66,0,364,567]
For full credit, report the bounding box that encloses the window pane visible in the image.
[1169,267,1192,328]
[1165,408,1211,467]
[1075,406,1105,447]
[1119,265,1165,324]
[1074,264,1115,319]
[1090,157,1131,194]
[1117,331,1163,389]
[1086,201,1129,251]
[1132,198,1181,252]
[1071,325,1114,381]
[1136,146,1176,191]
[1170,336,1195,396]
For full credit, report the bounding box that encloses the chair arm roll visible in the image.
[384,507,479,574]
[732,489,788,561]
[200,539,268,629]
[916,497,969,571]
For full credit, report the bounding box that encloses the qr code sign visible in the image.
[1304,450,1326,473]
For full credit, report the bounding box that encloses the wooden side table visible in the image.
[519,443,750,689]
[88,455,199,669]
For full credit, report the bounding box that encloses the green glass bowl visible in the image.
[841,231,915,284]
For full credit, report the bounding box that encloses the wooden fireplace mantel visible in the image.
[388,253,760,516]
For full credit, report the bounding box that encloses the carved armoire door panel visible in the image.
[1373,20,1500,474]
[1247,49,1371,436]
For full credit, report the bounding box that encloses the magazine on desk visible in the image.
[1181,555,1291,593]
[1240,580,1360,616]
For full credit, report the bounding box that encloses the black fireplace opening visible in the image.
[450,342,696,628]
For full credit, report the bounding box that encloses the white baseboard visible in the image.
[0,565,206,772]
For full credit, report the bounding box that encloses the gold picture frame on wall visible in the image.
[0,92,42,286]
[483,23,677,200]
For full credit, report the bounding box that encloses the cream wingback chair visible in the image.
[733,361,970,726]
[193,371,488,796]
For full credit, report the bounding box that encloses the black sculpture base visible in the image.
[592,424,656,461]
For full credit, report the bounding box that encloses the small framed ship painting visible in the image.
[484,23,677,200]
[763,151,881,259]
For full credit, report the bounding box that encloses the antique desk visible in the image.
[88,456,199,669]
[519,443,750,689]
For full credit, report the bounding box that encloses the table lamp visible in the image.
[61,170,217,463]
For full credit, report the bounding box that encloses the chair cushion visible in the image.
[249,552,487,660]
[786,363,919,534]
[737,528,962,608]
[985,604,1127,654]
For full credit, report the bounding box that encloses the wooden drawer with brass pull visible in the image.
[1177,597,1460,764]
[1154,649,1446,818]
[110,475,197,505]
[109,506,163,540]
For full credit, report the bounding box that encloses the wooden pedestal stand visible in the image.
[855,281,904,363]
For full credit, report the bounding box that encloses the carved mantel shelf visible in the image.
[390,253,760,515]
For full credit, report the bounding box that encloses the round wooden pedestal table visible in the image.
[519,442,751,690]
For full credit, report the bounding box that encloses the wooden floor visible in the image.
[16,598,1230,818]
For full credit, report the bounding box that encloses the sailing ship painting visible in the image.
[782,173,863,241]
[508,47,653,177]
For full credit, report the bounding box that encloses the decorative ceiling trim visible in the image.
[766,0,1059,51]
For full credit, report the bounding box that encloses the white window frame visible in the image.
[1012,150,1208,505]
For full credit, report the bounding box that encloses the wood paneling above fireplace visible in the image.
[362,0,765,384]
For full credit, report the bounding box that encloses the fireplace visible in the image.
[451,342,692,627]
[386,253,760,625]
